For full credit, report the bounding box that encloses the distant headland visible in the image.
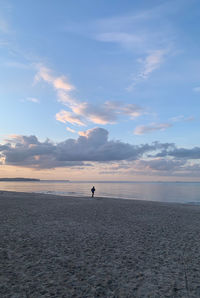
[0,178,40,182]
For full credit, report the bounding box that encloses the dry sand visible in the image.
[0,191,200,297]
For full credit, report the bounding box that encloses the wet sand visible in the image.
[0,191,200,297]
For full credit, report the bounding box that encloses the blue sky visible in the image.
[0,0,200,180]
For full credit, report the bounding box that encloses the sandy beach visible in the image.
[0,191,200,297]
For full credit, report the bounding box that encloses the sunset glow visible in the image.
[0,0,200,181]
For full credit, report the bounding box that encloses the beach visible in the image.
[0,191,200,297]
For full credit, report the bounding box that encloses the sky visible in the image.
[0,0,200,181]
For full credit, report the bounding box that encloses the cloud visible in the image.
[128,49,168,90]
[0,16,10,34]
[35,65,144,126]
[66,127,76,133]
[90,4,174,89]
[170,115,195,122]
[35,65,74,92]
[193,86,200,93]
[134,115,194,135]
[57,101,144,126]
[56,110,85,126]
[88,4,175,86]
[96,32,144,50]
[101,158,185,175]
[1,135,84,169]
[139,158,185,171]
[6,135,40,145]
[0,128,175,169]
[93,3,173,50]
[26,97,39,103]
[156,147,200,160]
[57,90,76,106]
[99,156,200,177]
[0,10,14,51]
[62,3,175,93]
[4,61,30,69]
[71,102,116,125]
[74,101,143,124]
[138,50,166,79]
[134,123,172,135]
[120,104,143,118]
[136,158,200,177]
[1,128,200,178]
[35,65,76,106]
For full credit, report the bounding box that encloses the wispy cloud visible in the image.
[66,127,76,133]
[170,115,195,122]
[4,61,30,69]
[26,97,39,103]
[55,101,143,126]
[128,49,167,89]
[74,101,142,123]
[35,64,144,126]
[0,8,14,52]
[193,86,200,93]
[35,65,75,92]
[71,102,116,125]
[35,65,78,107]
[0,16,10,34]
[96,32,144,50]
[57,101,144,126]
[20,97,40,104]
[56,110,85,126]
[134,122,172,135]
[85,3,175,89]
[57,90,76,106]
[138,50,166,79]
[134,112,194,135]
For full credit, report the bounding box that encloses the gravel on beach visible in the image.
[0,191,200,298]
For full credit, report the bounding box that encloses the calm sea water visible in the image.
[0,181,200,204]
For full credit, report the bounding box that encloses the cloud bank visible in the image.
[0,128,172,169]
[1,128,199,179]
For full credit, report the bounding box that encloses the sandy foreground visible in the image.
[0,192,200,298]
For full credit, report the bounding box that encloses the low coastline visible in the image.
[0,191,200,297]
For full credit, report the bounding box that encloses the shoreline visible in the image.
[0,189,199,206]
[0,189,184,206]
[1,191,200,297]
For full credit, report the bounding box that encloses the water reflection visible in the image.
[0,181,199,204]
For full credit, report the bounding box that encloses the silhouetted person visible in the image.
[91,186,95,197]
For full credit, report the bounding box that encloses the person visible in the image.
[91,186,95,197]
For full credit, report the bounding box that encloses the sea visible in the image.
[0,180,200,204]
